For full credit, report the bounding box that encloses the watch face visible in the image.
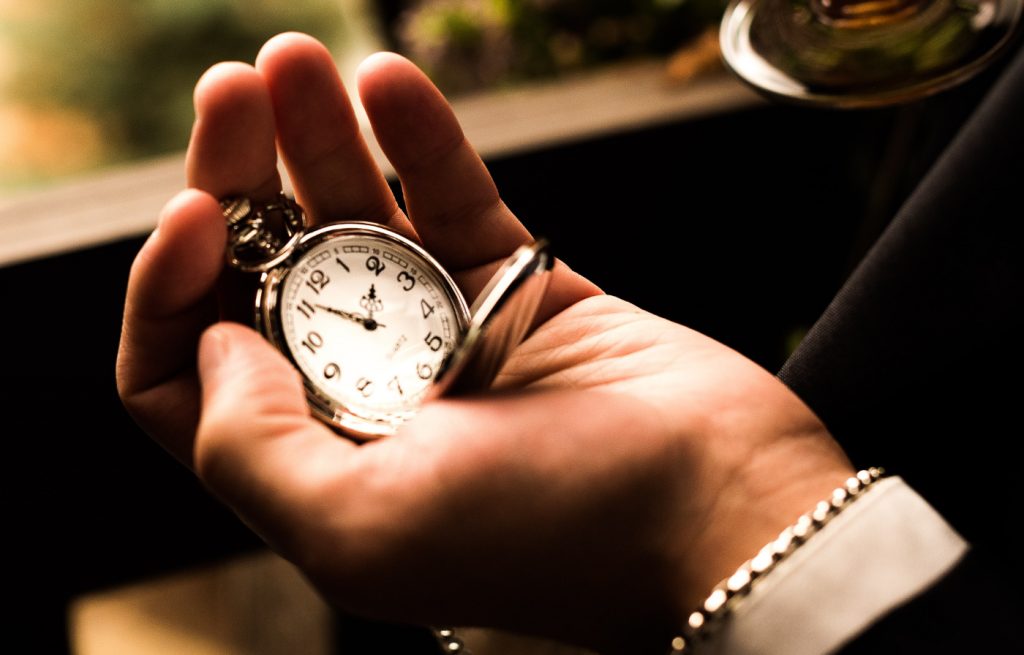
[262,223,469,437]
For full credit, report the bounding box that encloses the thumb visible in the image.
[194,322,348,505]
[197,320,309,425]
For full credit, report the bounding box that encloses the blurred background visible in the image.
[1,0,725,192]
[2,0,347,191]
[0,1,1014,654]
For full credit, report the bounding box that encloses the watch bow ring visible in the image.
[221,194,307,272]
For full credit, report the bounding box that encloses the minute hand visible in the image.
[315,304,386,330]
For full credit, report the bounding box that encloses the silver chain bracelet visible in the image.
[669,467,886,654]
[435,628,469,653]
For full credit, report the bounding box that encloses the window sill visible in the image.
[0,62,761,268]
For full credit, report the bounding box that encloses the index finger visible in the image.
[186,61,281,201]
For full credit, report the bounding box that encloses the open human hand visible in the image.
[116,33,853,654]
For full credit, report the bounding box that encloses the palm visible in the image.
[205,292,840,654]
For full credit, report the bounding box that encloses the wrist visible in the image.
[670,430,855,615]
[669,468,886,653]
[672,475,968,655]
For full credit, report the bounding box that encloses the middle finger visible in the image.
[255,32,413,237]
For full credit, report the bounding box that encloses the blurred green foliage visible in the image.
[4,0,343,176]
[396,0,726,93]
[2,1,724,188]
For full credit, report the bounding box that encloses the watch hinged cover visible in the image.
[430,239,553,398]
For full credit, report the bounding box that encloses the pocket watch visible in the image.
[220,193,552,440]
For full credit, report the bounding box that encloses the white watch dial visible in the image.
[276,228,465,431]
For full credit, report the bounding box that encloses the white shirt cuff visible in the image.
[703,476,968,655]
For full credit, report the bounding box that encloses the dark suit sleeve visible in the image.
[778,40,1024,653]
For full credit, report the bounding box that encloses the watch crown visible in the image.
[221,197,252,226]
[219,193,308,272]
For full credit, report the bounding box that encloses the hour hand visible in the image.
[315,304,385,330]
